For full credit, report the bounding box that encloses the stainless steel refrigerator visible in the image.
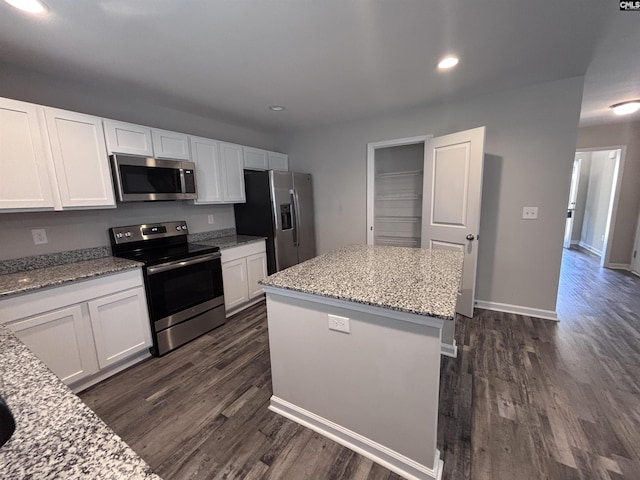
[234,170,316,275]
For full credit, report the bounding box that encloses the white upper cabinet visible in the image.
[151,128,190,160]
[243,146,269,170]
[190,136,224,203]
[104,119,154,156]
[220,142,246,203]
[43,108,116,209]
[0,98,55,210]
[268,151,289,171]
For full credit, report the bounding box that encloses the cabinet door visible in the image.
[152,128,190,160]
[268,152,289,171]
[243,147,269,170]
[88,287,152,369]
[220,142,246,203]
[246,252,268,299]
[9,305,98,385]
[0,98,55,210]
[222,258,249,312]
[44,108,116,208]
[103,119,154,156]
[190,136,224,203]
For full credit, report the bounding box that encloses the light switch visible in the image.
[522,207,538,220]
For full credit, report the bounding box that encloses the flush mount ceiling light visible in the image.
[4,0,47,13]
[437,56,459,70]
[610,100,640,116]
[269,106,285,112]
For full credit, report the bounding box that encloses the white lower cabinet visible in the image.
[221,241,267,317]
[0,269,152,392]
[10,305,98,385]
[88,287,150,369]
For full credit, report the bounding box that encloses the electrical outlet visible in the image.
[32,229,48,245]
[328,314,350,333]
[522,207,538,220]
[207,214,215,225]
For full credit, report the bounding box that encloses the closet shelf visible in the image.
[375,216,421,223]
[375,194,422,201]
[374,235,421,247]
[375,170,423,178]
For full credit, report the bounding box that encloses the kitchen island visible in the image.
[260,244,463,480]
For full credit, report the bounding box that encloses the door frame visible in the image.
[563,156,582,249]
[572,146,626,268]
[366,135,430,244]
[631,209,640,276]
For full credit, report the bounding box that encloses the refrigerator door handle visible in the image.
[290,190,299,246]
[292,188,302,247]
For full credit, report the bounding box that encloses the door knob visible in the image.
[466,234,475,241]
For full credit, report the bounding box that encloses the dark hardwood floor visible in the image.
[80,247,640,479]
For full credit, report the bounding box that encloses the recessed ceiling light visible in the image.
[4,0,47,14]
[437,56,459,70]
[610,101,640,116]
[269,106,285,112]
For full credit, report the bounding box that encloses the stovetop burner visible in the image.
[109,220,219,266]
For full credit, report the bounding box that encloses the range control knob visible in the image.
[176,226,181,231]
[124,231,132,237]
[115,232,124,239]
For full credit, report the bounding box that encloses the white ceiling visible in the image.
[0,0,637,132]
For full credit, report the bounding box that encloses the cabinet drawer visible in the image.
[0,269,144,323]
[220,241,266,264]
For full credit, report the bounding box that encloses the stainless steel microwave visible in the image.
[110,154,197,202]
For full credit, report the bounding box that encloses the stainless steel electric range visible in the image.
[110,221,225,356]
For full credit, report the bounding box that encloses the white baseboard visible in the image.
[570,240,580,246]
[605,263,631,270]
[269,396,443,480]
[441,340,457,358]
[474,300,558,322]
[578,241,602,257]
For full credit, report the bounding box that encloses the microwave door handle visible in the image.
[290,190,298,246]
[292,189,302,247]
[146,253,220,275]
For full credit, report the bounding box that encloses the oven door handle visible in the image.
[146,253,220,275]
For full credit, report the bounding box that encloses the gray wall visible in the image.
[0,66,278,260]
[580,151,617,254]
[576,121,640,265]
[278,77,584,313]
[0,203,235,260]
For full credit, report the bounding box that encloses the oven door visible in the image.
[145,253,224,332]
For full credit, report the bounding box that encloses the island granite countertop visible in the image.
[192,234,266,250]
[0,257,143,299]
[260,244,464,320]
[0,324,161,479]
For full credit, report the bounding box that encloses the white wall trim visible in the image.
[269,396,443,480]
[578,241,602,257]
[366,135,431,245]
[605,263,630,270]
[575,145,627,267]
[475,300,558,321]
[441,340,457,358]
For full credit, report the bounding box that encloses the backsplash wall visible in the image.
[0,202,235,261]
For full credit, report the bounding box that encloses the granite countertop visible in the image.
[260,244,464,320]
[0,257,142,299]
[193,234,266,250]
[0,324,161,479]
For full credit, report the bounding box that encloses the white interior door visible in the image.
[421,126,486,318]
[564,157,582,249]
